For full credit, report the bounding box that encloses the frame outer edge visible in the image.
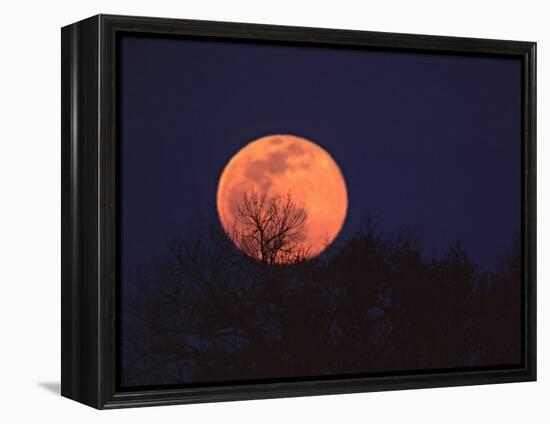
[526,42,537,381]
[61,14,102,409]
[60,21,75,403]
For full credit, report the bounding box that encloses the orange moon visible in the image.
[217,134,348,261]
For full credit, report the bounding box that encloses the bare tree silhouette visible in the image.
[120,213,522,387]
[231,190,311,264]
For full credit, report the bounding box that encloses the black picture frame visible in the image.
[61,14,536,409]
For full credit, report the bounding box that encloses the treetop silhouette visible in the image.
[121,211,521,387]
[230,190,311,264]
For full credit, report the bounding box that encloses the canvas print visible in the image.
[119,34,522,388]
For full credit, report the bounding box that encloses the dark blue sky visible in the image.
[120,35,521,272]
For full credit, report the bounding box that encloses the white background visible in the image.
[0,0,546,422]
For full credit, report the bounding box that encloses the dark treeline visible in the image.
[121,193,521,387]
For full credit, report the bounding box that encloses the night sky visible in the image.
[120,34,521,274]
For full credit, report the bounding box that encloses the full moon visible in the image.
[217,134,348,262]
